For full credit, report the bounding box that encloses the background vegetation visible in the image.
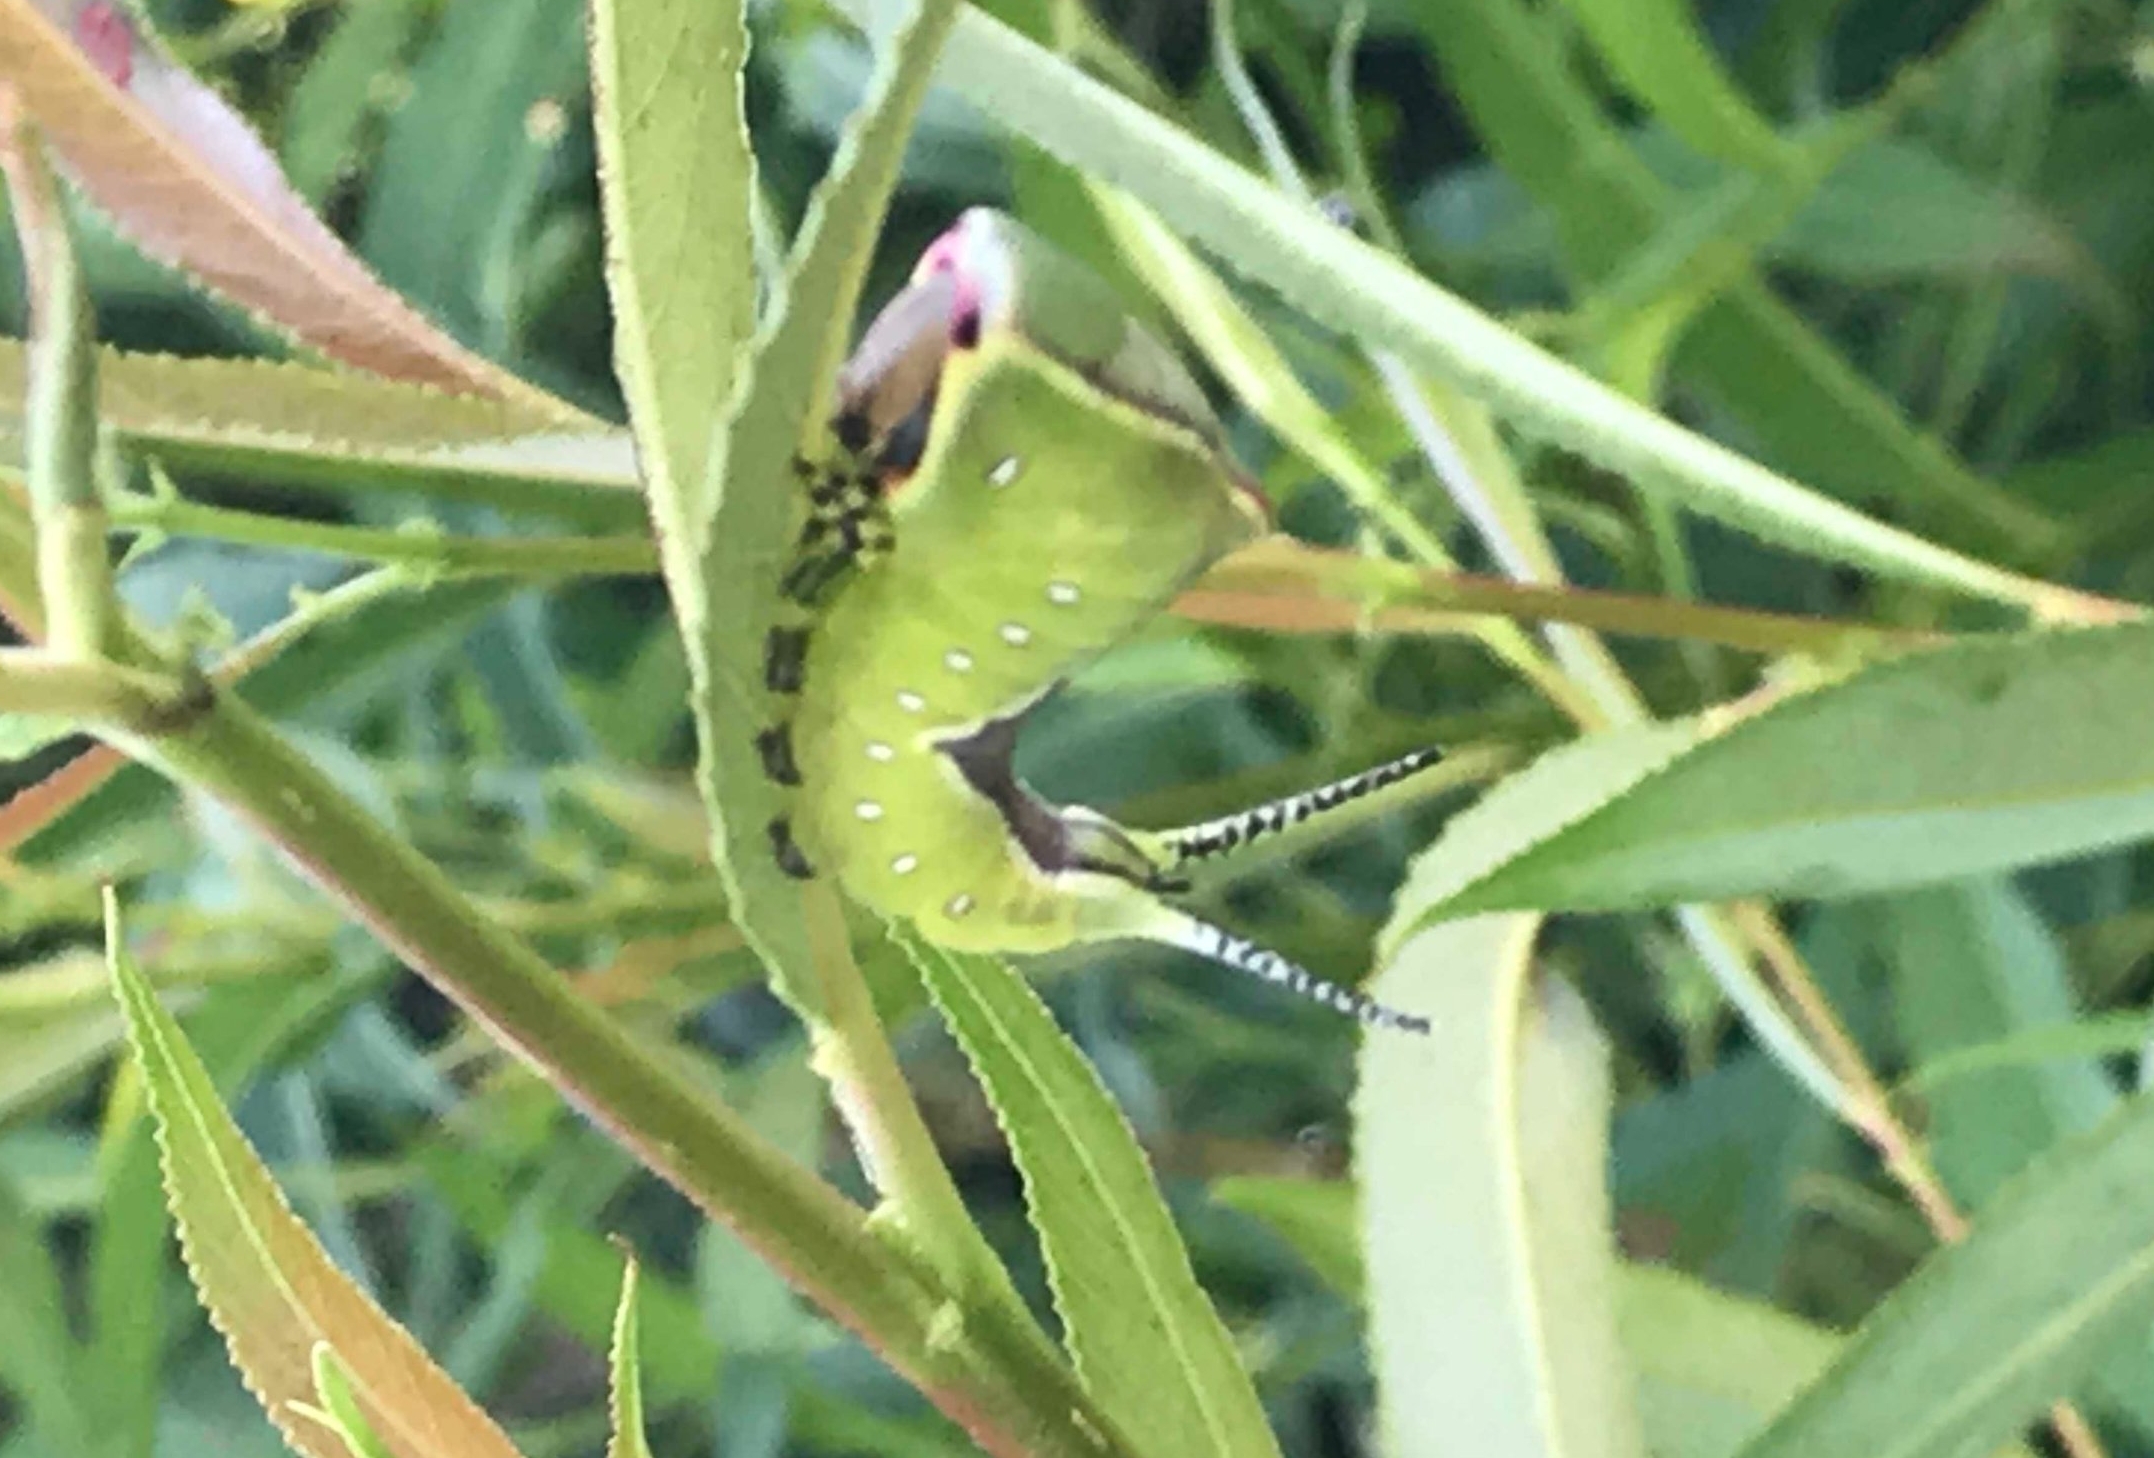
[2,0,2153,1454]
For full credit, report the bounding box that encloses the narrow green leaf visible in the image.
[1878,885,2154,1436]
[104,892,525,1458]
[671,0,957,1013]
[1213,1182,2042,1458]
[589,0,757,564]
[280,0,432,205]
[1396,625,2154,927]
[1904,1015,2154,1094]
[607,1253,656,1458]
[1883,885,2116,1204]
[308,1344,399,1458]
[1617,1266,2036,1458]
[1378,719,1698,957]
[1554,0,1785,168]
[0,1175,95,1453]
[88,1105,171,1458]
[1737,1083,2154,1458]
[1393,0,2061,567]
[1357,913,1646,1458]
[0,345,641,528]
[1776,141,2088,286]
[900,932,1282,1458]
[644,0,1033,1321]
[1210,1175,1364,1300]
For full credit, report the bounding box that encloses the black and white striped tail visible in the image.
[1163,746,1445,868]
[1164,913,1431,1036]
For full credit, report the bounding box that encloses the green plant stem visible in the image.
[0,484,40,635]
[95,686,1119,1458]
[0,650,191,721]
[1180,544,1928,660]
[787,887,1008,1280]
[1,114,112,660]
[110,492,658,580]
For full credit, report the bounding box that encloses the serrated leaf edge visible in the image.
[107,921,521,1458]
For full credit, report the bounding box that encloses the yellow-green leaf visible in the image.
[901,933,1282,1458]
[307,1344,398,1458]
[1739,1082,2154,1458]
[1212,1182,2045,1458]
[1394,624,2154,929]
[104,893,524,1458]
[1357,914,1645,1458]
[589,0,757,568]
[679,0,955,1016]
[1554,0,1785,168]
[0,345,640,527]
[607,1254,655,1458]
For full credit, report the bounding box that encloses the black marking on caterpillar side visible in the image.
[765,626,809,694]
[807,471,877,513]
[756,724,802,786]
[1167,746,1445,866]
[1178,917,1430,1035]
[781,552,847,606]
[769,817,815,879]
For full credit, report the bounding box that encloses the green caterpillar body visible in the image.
[765,210,1433,1034]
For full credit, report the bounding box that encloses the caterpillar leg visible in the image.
[1156,909,1430,1035]
[756,723,802,786]
[768,817,815,879]
[1162,746,1445,869]
[764,626,810,693]
[1059,805,1186,891]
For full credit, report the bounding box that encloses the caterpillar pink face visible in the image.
[830,209,1269,525]
[831,212,1011,486]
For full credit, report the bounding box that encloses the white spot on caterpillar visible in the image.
[988,456,1020,487]
[865,741,896,762]
[946,893,976,918]
[999,622,1031,647]
[855,800,885,822]
[896,690,926,713]
[891,853,919,875]
[1047,581,1080,606]
[944,649,974,673]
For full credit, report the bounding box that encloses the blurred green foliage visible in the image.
[4,0,2154,1453]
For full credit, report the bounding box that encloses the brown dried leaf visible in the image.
[0,0,575,414]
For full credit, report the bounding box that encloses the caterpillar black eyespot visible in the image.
[762,209,1440,1035]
